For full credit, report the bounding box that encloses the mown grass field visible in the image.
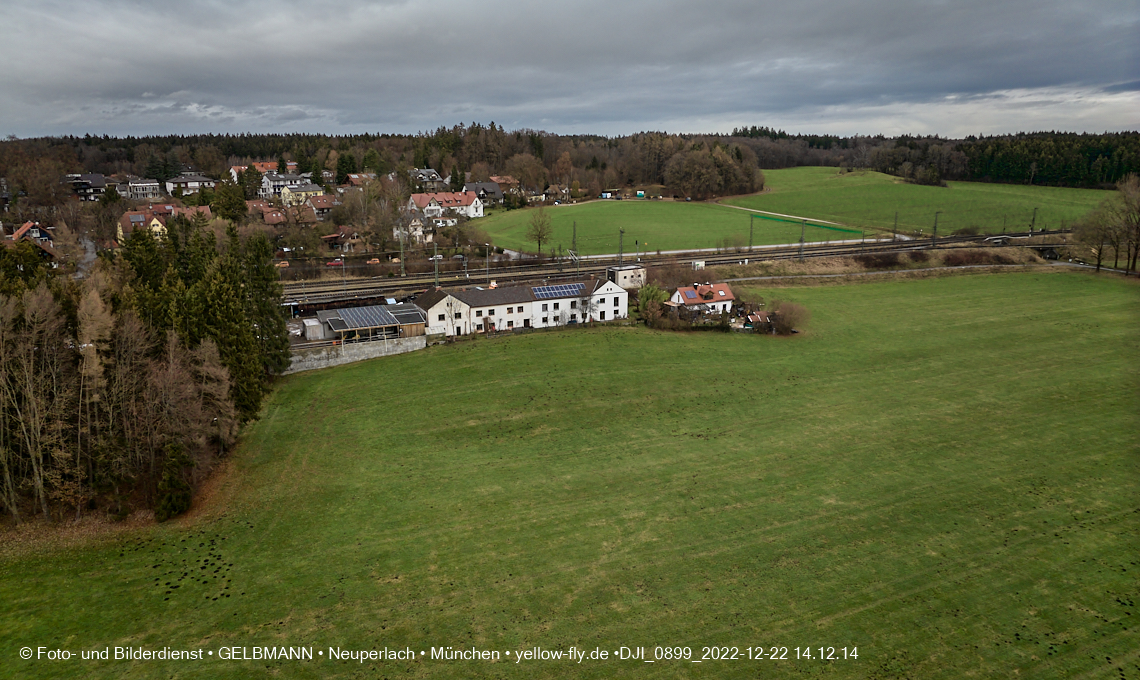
[2,271,1137,679]
[479,168,1109,255]
[477,200,837,256]
[726,167,1109,235]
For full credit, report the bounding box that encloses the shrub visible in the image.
[854,252,901,269]
[908,250,929,263]
[771,300,810,335]
[942,250,1013,266]
[952,226,980,236]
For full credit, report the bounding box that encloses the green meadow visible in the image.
[477,200,837,256]
[478,168,1109,255]
[726,167,1109,235]
[2,271,1137,679]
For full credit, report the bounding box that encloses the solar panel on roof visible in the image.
[533,282,585,299]
[684,290,697,299]
[327,318,349,332]
[337,305,399,329]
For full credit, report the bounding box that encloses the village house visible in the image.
[490,175,520,195]
[410,168,446,191]
[394,216,433,245]
[416,278,629,337]
[165,174,217,195]
[407,191,483,219]
[230,161,296,182]
[66,173,108,201]
[671,282,735,315]
[260,172,307,199]
[3,221,57,262]
[463,181,504,205]
[307,194,340,221]
[121,177,162,201]
[342,173,377,188]
[281,182,324,206]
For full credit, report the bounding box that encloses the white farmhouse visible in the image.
[671,283,735,314]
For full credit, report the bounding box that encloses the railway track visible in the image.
[282,231,1063,306]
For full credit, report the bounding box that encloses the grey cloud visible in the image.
[1,0,1136,137]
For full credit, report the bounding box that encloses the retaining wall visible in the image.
[285,336,426,374]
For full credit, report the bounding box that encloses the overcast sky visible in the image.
[2,0,1137,138]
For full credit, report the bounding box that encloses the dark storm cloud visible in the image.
[1,0,1136,136]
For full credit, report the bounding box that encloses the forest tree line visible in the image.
[0,212,289,523]
[4,128,1135,220]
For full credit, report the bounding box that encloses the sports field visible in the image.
[2,271,1137,679]
[726,167,1109,235]
[477,200,846,256]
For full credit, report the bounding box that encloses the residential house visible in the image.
[671,283,735,315]
[307,194,341,221]
[230,161,296,182]
[260,172,306,199]
[118,210,168,242]
[125,177,162,200]
[66,173,108,201]
[394,215,433,245]
[410,168,446,191]
[4,221,57,262]
[490,175,519,194]
[408,191,483,219]
[415,278,629,337]
[172,205,213,222]
[281,183,324,206]
[165,174,217,195]
[342,173,377,188]
[321,225,360,251]
[464,181,504,205]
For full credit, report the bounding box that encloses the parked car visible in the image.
[274,261,290,268]
[366,258,381,265]
[428,254,443,261]
[326,259,343,267]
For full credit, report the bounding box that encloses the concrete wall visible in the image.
[285,336,426,374]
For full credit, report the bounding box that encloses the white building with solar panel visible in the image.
[413,278,629,337]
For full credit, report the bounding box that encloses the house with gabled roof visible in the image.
[307,194,341,221]
[165,174,216,195]
[231,161,296,182]
[343,173,377,188]
[464,181,504,205]
[671,282,735,314]
[410,168,446,191]
[407,191,483,218]
[281,183,324,206]
[414,277,629,337]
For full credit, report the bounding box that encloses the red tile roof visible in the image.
[410,191,479,209]
[675,283,735,306]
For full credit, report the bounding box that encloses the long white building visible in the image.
[416,278,629,337]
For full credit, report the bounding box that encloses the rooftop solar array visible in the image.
[335,305,399,330]
[385,304,427,325]
[684,290,697,299]
[532,283,586,300]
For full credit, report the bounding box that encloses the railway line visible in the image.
[282,231,1064,307]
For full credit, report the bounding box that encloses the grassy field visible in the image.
[726,167,1109,235]
[479,168,1109,255]
[477,200,844,256]
[2,271,1138,679]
